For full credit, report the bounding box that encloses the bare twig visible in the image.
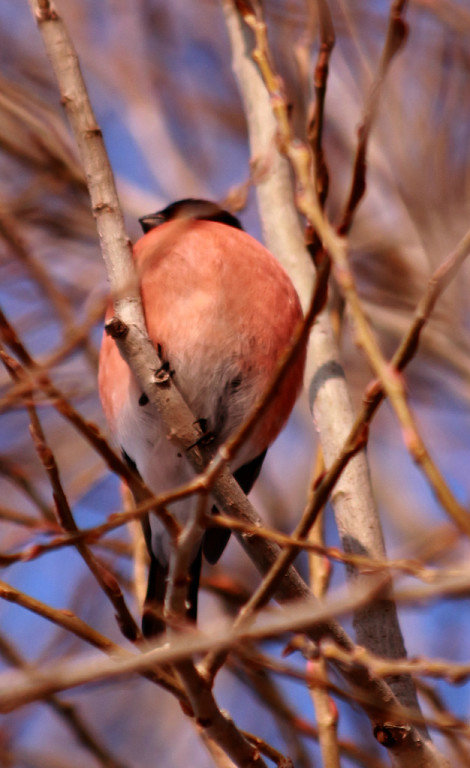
[0,632,128,768]
[0,578,184,701]
[307,0,335,209]
[323,642,470,686]
[230,652,312,768]
[0,197,98,370]
[241,731,293,768]
[231,0,470,538]
[0,504,57,531]
[339,0,409,235]
[2,574,470,741]
[123,483,149,610]
[415,680,470,766]
[1,346,141,642]
[165,495,271,768]
[177,659,269,768]
[232,650,388,768]
[165,494,208,626]
[0,496,460,588]
[307,449,340,768]
[223,2,455,764]
[0,454,55,521]
[0,308,179,538]
[238,648,470,739]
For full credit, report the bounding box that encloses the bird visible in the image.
[98,198,306,636]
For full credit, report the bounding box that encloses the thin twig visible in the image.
[229,651,312,768]
[323,642,470,686]
[236,0,470,540]
[232,650,387,768]
[223,0,424,731]
[415,680,470,766]
[0,454,55,522]
[0,578,184,701]
[238,648,470,739]
[165,494,270,768]
[0,293,107,418]
[0,309,179,538]
[1,347,141,642]
[0,197,98,370]
[2,575,470,739]
[241,731,293,768]
[0,499,460,587]
[338,0,409,235]
[307,449,340,768]
[0,632,128,768]
[307,0,335,209]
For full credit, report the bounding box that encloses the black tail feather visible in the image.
[142,555,167,638]
[141,450,267,637]
[142,548,203,637]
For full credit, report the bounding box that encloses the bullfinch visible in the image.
[98,199,306,636]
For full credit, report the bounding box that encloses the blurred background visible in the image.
[1,1,470,766]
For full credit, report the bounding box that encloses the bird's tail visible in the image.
[142,548,202,638]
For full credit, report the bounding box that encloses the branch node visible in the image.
[196,716,212,729]
[153,362,173,385]
[373,723,412,748]
[36,0,58,22]
[93,202,113,215]
[104,317,128,339]
[85,127,103,139]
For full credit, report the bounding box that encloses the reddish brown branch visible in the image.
[308,0,335,209]
[0,578,184,701]
[0,632,128,768]
[0,307,179,538]
[0,454,54,522]
[0,347,141,642]
[0,199,98,370]
[338,0,409,235]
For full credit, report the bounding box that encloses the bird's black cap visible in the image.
[138,198,243,234]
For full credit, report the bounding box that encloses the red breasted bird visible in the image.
[98,199,306,636]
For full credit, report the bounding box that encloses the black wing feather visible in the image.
[203,450,267,564]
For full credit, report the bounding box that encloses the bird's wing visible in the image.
[202,449,267,565]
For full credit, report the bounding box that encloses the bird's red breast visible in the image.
[99,218,305,465]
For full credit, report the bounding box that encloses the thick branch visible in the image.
[222,2,451,766]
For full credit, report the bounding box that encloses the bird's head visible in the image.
[138,198,243,234]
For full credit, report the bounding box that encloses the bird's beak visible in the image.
[138,213,164,234]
